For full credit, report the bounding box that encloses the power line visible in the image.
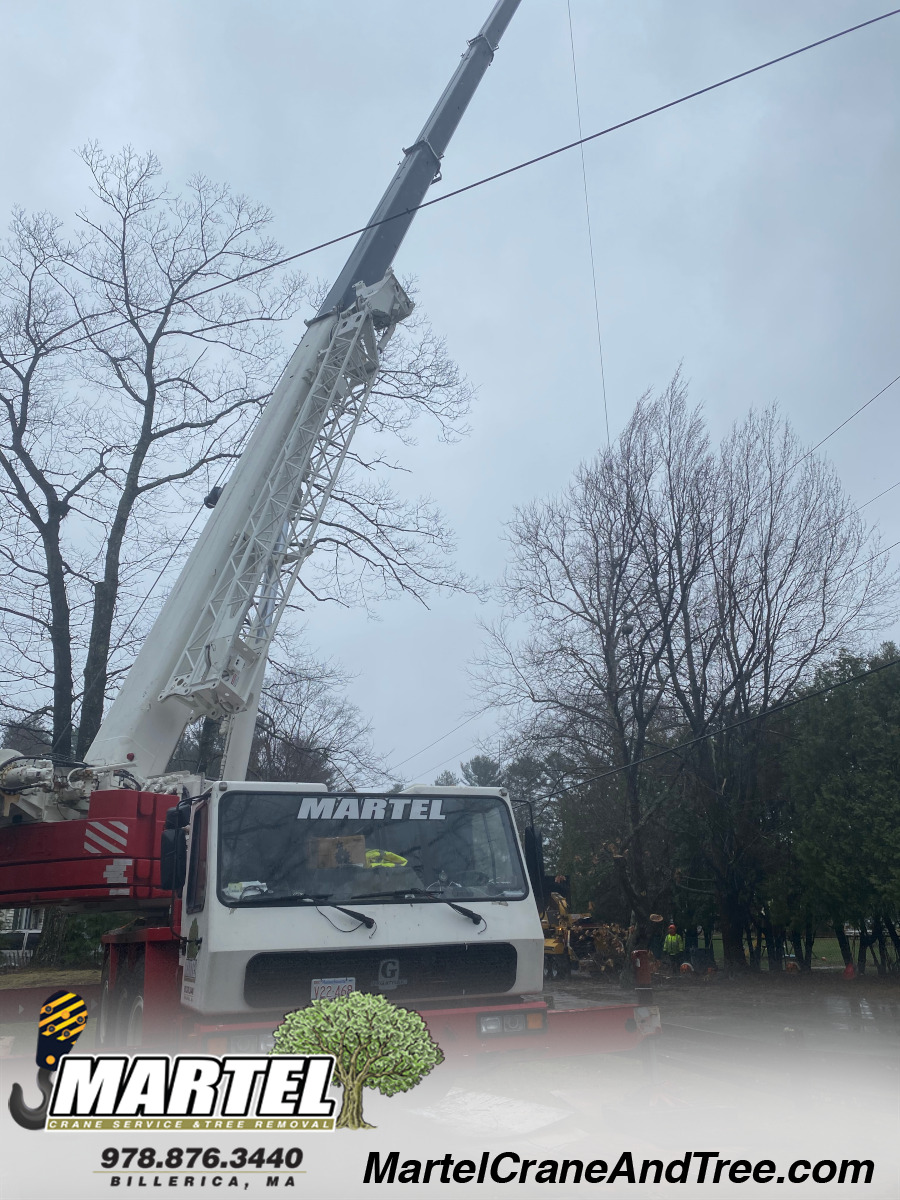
[383,712,484,775]
[179,6,900,300]
[359,486,900,790]
[30,5,900,755]
[795,373,900,469]
[27,6,900,361]
[539,653,900,803]
[857,478,900,511]
[366,624,900,791]
[365,464,900,793]
[567,0,610,448]
[844,536,900,576]
[412,742,481,784]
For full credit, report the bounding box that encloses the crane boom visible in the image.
[318,0,521,317]
[64,0,520,791]
[0,7,659,1080]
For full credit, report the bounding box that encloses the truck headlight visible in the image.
[203,1032,277,1054]
[478,1015,503,1035]
[229,1033,259,1053]
[477,1010,546,1037]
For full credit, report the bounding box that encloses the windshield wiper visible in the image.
[352,887,483,926]
[233,891,375,928]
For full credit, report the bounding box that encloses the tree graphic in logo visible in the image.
[271,992,443,1129]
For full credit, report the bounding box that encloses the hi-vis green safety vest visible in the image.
[365,849,408,868]
[664,932,684,955]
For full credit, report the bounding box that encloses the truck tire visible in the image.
[115,954,145,1049]
[97,954,116,1049]
[547,954,570,981]
[122,991,144,1048]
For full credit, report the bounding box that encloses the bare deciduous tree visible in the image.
[673,403,893,964]
[478,380,709,948]
[0,147,474,760]
[477,377,895,966]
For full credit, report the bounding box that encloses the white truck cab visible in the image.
[178,784,544,1015]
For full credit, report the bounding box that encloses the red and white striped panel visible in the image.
[83,820,129,856]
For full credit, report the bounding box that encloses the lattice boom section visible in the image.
[161,305,383,716]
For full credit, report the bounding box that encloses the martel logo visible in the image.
[43,1055,337,1130]
[377,959,400,990]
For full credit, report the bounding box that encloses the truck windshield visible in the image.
[217,792,528,907]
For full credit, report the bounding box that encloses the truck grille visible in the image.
[243,942,517,1008]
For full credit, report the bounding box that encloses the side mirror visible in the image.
[523,826,546,913]
[159,800,191,895]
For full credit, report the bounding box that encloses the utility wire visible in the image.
[179,6,900,301]
[363,486,900,788]
[539,653,900,803]
[26,6,900,361]
[415,570,900,787]
[37,5,900,754]
[383,712,484,774]
[374,627,900,791]
[367,467,900,791]
[857,478,900,511]
[844,536,900,575]
[794,373,900,469]
[412,742,481,784]
[567,0,610,447]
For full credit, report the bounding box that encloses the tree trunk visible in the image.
[718,893,747,970]
[196,716,221,776]
[336,1079,374,1130]
[746,922,761,971]
[873,917,888,977]
[802,918,815,971]
[32,907,68,966]
[789,926,805,967]
[856,930,868,976]
[77,579,117,758]
[834,922,853,967]
[883,916,900,963]
[43,521,74,758]
[763,917,783,972]
[77,420,152,758]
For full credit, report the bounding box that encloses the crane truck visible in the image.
[0,0,657,1065]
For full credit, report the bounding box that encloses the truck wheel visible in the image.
[123,992,144,1048]
[97,954,116,1048]
[115,955,145,1049]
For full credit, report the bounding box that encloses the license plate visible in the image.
[311,976,355,1001]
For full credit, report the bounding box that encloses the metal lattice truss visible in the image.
[160,275,412,718]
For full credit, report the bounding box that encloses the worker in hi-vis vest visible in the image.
[663,924,684,966]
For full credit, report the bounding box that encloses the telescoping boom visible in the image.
[0,2,660,1071]
[0,0,522,817]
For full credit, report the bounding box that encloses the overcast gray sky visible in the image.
[3,1,898,783]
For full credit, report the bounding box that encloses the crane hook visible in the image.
[8,1068,54,1130]
[7,988,88,1130]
